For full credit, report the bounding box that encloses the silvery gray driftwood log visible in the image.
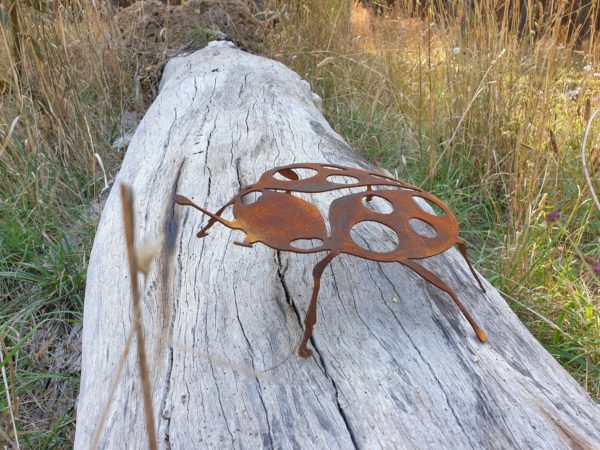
[75,41,600,449]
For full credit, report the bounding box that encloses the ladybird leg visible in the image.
[401,259,487,343]
[196,199,236,238]
[299,251,339,358]
[456,241,486,293]
[233,237,253,248]
[174,195,239,231]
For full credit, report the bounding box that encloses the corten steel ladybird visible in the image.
[174,163,487,357]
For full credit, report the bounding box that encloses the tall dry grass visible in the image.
[267,0,600,397]
[0,1,131,446]
[1,0,127,205]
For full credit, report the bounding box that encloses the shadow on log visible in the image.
[75,42,600,449]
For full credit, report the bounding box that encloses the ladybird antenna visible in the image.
[174,194,239,230]
[196,198,236,238]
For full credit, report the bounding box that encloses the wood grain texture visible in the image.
[75,42,600,449]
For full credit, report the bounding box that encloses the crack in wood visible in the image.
[157,159,186,448]
[229,274,275,448]
[311,339,360,450]
[275,251,359,449]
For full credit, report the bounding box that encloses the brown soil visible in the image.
[116,0,265,104]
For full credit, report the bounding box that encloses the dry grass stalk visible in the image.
[8,0,22,80]
[119,183,158,450]
[1,339,20,450]
[89,329,134,450]
[582,108,600,212]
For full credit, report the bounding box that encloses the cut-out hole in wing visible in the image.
[220,204,235,221]
[408,218,437,238]
[350,221,399,253]
[373,184,418,192]
[241,191,262,205]
[273,167,317,181]
[327,175,360,184]
[327,186,366,198]
[412,196,446,217]
[362,195,394,214]
[294,168,319,179]
[290,238,324,250]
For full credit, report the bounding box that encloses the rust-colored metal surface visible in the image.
[175,163,487,357]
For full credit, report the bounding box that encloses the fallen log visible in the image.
[75,41,600,449]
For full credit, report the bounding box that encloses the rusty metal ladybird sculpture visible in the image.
[174,162,487,357]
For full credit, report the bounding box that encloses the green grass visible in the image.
[0,164,98,447]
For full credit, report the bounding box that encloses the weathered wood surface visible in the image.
[75,41,600,449]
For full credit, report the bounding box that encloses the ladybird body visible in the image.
[175,162,487,357]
